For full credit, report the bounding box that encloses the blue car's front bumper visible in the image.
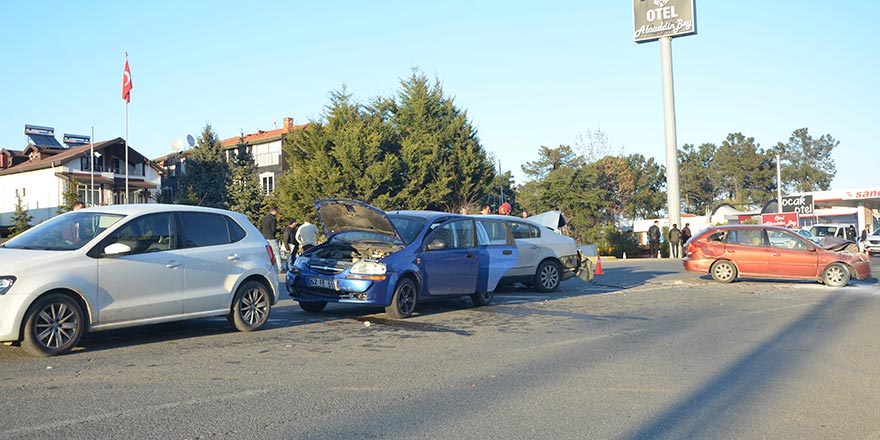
[286,270,398,306]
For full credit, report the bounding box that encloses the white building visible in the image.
[0,126,161,232]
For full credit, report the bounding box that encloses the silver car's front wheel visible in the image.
[22,294,85,357]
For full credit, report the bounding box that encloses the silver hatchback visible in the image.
[0,204,279,356]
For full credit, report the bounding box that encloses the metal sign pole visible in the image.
[660,36,681,230]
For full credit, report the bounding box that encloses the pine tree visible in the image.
[175,123,230,208]
[58,177,81,213]
[226,133,266,226]
[10,195,33,237]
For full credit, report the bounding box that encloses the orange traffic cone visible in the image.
[594,255,604,275]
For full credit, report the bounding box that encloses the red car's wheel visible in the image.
[710,260,737,283]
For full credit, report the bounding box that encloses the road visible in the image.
[1,259,878,439]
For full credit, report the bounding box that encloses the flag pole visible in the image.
[90,126,94,206]
[124,52,130,204]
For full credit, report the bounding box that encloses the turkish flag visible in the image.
[122,60,133,104]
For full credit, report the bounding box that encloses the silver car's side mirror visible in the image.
[103,242,132,256]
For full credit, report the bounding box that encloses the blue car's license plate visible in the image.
[307,277,338,290]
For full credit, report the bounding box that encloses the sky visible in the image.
[2,1,876,194]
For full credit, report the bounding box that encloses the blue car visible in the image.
[286,199,518,318]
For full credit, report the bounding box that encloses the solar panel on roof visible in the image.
[28,134,63,148]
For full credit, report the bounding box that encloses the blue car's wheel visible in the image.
[386,278,417,319]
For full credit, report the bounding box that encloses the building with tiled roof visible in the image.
[219,117,304,194]
[0,125,161,230]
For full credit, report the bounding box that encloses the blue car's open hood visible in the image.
[314,199,404,243]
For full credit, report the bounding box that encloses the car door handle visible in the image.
[727,249,736,254]
[502,250,513,255]
[771,252,781,257]
[166,260,182,269]
[227,254,241,262]
[465,253,476,259]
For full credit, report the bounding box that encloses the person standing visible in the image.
[296,214,319,253]
[860,224,871,254]
[281,218,299,271]
[681,223,692,245]
[480,205,491,215]
[498,202,511,215]
[668,223,682,259]
[261,206,281,271]
[648,220,661,258]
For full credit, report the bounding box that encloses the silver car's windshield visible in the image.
[3,212,125,251]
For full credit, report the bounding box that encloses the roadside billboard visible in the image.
[762,212,799,228]
[781,195,814,215]
[633,0,697,43]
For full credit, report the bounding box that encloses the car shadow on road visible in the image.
[621,292,875,439]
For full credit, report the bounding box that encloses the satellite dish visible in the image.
[170,139,184,153]
[186,134,196,147]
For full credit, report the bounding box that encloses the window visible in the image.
[727,229,765,247]
[81,157,90,171]
[260,172,275,194]
[389,215,428,244]
[476,219,512,245]
[510,221,539,239]
[181,212,241,247]
[767,230,808,250]
[108,213,177,254]
[428,220,475,250]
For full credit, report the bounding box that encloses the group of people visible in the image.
[260,206,319,272]
[647,221,692,259]
[848,224,873,254]
[461,202,528,218]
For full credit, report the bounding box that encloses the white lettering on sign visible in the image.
[634,19,694,39]
[781,195,814,215]
[646,6,679,21]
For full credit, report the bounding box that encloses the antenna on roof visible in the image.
[186,134,195,148]
[170,139,184,153]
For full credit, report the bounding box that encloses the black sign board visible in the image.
[781,195,814,215]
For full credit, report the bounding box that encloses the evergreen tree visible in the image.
[712,133,775,210]
[58,177,81,213]
[678,143,718,215]
[521,145,583,180]
[10,195,33,237]
[774,128,838,193]
[175,123,230,208]
[226,133,266,226]
[390,71,495,211]
[277,89,400,221]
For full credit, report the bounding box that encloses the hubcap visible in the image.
[35,303,78,349]
[541,265,559,289]
[240,288,268,325]
[398,284,415,314]
[714,264,733,280]
[827,267,845,284]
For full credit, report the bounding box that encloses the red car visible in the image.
[683,225,872,287]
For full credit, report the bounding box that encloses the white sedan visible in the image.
[476,214,582,292]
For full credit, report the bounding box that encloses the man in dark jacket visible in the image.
[261,206,281,271]
[281,218,299,270]
[648,221,661,258]
[681,223,692,245]
[668,223,682,258]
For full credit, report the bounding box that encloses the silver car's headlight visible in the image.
[0,277,15,295]
[350,261,387,276]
